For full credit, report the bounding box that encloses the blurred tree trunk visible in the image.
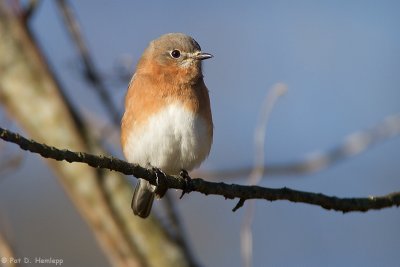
[0,232,16,267]
[0,3,190,267]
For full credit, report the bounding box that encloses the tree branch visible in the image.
[1,126,399,213]
[55,0,121,126]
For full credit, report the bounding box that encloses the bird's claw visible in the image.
[152,167,168,199]
[179,169,192,199]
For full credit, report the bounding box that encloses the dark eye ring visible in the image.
[170,50,181,58]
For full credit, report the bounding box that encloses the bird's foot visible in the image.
[152,167,168,199]
[179,169,192,199]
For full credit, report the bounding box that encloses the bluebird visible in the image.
[121,33,213,218]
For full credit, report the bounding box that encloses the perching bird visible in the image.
[121,33,213,218]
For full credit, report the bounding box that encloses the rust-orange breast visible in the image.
[121,61,213,150]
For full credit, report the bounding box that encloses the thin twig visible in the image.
[22,0,40,22]
[8,0,40,24]
[0,127,399,213]
[249,83,287,185]
[55,0,121,126]
[241,83,287,267]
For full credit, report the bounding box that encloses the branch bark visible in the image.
[1,127,399,213]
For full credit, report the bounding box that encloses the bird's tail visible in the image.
[131,178,155,218]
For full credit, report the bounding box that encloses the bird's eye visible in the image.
[170,50,181,59]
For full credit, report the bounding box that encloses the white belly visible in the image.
[123,103,212,174]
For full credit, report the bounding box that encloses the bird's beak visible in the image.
[193,52,213,60]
